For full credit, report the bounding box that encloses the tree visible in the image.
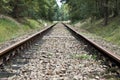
[0,0,57,21]
[61,0,120,25]
[0,0,12,14]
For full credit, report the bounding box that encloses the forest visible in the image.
[1,0,120,25]
[61,0,120,25]
[0,0,57,21]
[1,0,120,45]
[0,0,60,43]
[60,0,120,45]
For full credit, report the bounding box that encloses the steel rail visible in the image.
[0,23,120,67]
[0,23,56,64]
[63,23,120,66]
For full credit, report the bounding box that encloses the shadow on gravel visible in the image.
[0,71,17,78]
[0,26,53,79]
[66,26,120,79]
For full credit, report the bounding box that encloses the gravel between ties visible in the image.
[1,23,118,80]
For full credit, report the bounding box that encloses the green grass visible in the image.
[71,53,96,60]
[79,17,120,45]
[0,17,48,43]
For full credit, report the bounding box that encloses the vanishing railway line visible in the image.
[0,23,119,80]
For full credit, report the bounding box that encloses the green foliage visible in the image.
[37,0,56,21]
[0,0,12,14]
[80,17,120,45]
[0,0,57,43]
[0,0,57,21]
[62,0,120,24]
[62,0,97,22]
[0,17,44,43]
[60,4,69,20]
[53,4,69,21]
[71,53,93,60]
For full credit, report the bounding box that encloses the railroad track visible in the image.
[63,23,120,66]
[0,23,119,80]
[0,24,55,64]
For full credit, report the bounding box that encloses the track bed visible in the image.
[0,23,119,80]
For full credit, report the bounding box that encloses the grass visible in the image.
[78,17,120,45]
[0,17,49,43]
[71,53,96,60]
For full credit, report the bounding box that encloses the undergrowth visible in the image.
[78,17,120,45]
[0,17,50,43]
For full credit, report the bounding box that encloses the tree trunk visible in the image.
[104,0,109,26]
[98,0,104,18]
[10,0,19,18]
[113,0,118,17]
[12,5,19,18]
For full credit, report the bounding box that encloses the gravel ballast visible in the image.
[73,24,120,56]
[0,23,118,80]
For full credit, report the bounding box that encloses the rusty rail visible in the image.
[63,23,120,67]
[0,23,120,68]
[0,23,56,65]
